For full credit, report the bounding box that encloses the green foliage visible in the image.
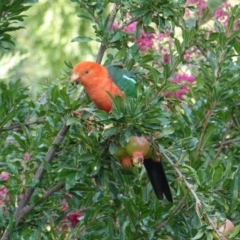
[1,0,240,240]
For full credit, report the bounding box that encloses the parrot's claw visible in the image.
[71,110,82,117]
[132,157,144,167]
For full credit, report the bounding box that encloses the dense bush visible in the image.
[0,0,240,239]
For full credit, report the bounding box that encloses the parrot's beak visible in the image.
[71,72,81,84]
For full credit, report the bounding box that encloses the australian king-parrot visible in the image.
[71,61,172,202]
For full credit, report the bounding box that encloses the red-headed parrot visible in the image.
[71,61,173,202]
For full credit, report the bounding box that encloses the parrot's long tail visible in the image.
[144,159,173,202]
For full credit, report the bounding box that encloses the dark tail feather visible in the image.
[143,159,173,203]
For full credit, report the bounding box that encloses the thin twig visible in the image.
[162,149,226,240]
[2,117,45,131]
[214,137,240,148]
[205,215,227,240]
[162,150,201,207]
[213,118,232,161]
[155,191,187,232]
[117,16,144,31]
[96,1,121,64]
[195,108,213,160]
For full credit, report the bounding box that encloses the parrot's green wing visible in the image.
[106,66,138,98]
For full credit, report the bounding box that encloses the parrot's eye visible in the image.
[84,69,89,74]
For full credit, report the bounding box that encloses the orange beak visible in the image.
[71,72,80,84]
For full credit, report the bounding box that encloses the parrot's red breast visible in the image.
[71,61,123,113]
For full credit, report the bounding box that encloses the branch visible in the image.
[18,182,65,219]
[96,1,121,64]
[214,137,240,148]
[2,117,45,131]
[14,123,70,224]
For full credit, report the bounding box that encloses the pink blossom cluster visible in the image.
[164,73,195,100]
[185,0,207,18]
[136,30,155,51]
[115,18,173,64]
[215,2,240,31]
[0,172,10,211]
[123,20,155,51]
[215,2,231,28]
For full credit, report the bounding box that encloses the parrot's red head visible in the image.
[71,61,109,88]
[71,61,123,113]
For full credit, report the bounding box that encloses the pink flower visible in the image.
[164,73,195,100]
[123,14,155,51]
[233,18,240,31]
[213,2,240,30]
[112,23,119,30]
[172,73,195,84]
[156,29,172,41]
[186,0,207,14]
[176,86,189,100]
[184,53,191,61]
[23,153,30,161]
[0,187,7,195]
[0,172,9,181]
[61,198,69,212]
[66,211,84,228]
[61,193,73,212]
[163,53,171,64]
[185,8,191,18]
[124,21,137,33]
[0,187,10,202]
[19,194,25,200]
[164,86,189,100]
[66,193,73,198]
[136,31,155,51]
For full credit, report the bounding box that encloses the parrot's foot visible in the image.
[71,110,82,118]
[120,156,133,168]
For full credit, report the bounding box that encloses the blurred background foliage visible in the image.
[0,0,98,96]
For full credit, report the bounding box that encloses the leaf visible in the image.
[66,117,80,126]
[201,124,216,148]
[162,80,181,92]
[23,0,38,3]
[71,36,93,42]
[233,41,240,54]
[218,32,226,50]
[78,153,95,162]
[229,224,240,238]
[190,230,204,240]
[77,14,92,21]
[107,216,115,238]
[102,126,117,138]
[175,38,182,54]
[7,162,19,176]
[230,167,239,200]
